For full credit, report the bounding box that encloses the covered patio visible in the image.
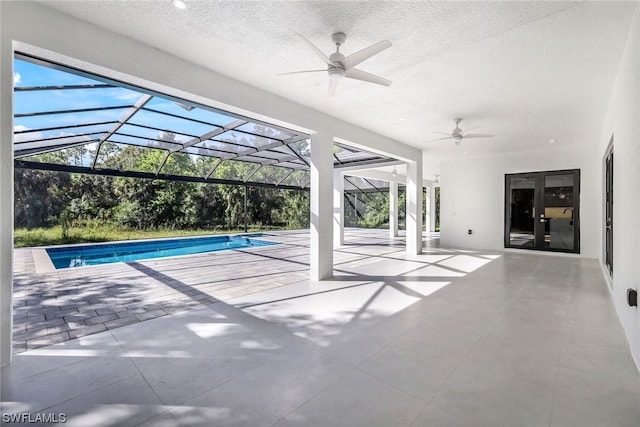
[2,1,640,426]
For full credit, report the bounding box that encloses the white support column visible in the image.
[429,183,437,232]
[310,132,334,280]
[333,170,344,248]
[425,184,431,233]
[389,181,398,238]
[406,160,423,255]
[0,36,14,365]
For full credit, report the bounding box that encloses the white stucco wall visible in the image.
[439,145,599,258]
[598,4,640,368]
[0,2,15,368]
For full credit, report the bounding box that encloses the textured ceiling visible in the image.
[40,0,637,177]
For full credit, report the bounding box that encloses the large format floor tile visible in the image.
[170,347,352,427]
[274,370,425,427]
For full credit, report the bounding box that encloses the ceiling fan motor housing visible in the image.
[329,51,346,68]
[328,66,345,80]
[453,118,463,135]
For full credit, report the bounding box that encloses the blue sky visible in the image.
[13,58,281,146]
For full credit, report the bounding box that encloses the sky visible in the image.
[13,58,296,155]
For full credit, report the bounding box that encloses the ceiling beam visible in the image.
[334,158,403,172]
[15,159,310,191]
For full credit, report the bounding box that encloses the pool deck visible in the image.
[12,230,314,353]
[12,229,400,353]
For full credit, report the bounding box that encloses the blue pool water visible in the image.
[46,234,278,269]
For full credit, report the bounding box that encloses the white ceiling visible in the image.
[40,1,637,177]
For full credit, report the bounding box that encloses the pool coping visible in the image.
[32,248,57,274]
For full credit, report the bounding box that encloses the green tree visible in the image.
[14,169,71,228]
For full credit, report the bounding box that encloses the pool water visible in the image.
[46,234,278,269]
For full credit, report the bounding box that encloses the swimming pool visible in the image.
[46,234,279,269]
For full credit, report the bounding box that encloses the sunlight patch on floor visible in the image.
[244,283,422,347]
[415,264,466,277]
[186,322,246,339]
[397,281,451,297]
[436,254,497,273]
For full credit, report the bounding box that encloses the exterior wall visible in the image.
[0,3,15,367]
[598,4,640,368]
[440,145,599,258]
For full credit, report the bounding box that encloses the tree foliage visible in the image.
[15,134,310,232]
[344,190,406,229]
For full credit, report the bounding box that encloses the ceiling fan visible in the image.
[428,118,494,145]
[279,32,392,96]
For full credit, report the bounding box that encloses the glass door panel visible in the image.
[544,174,575,250]
[508,176,536,247]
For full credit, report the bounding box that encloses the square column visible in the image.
[333,170,344,248]
[389,181,398,238]
[406,160,423,255]
[310,132,334,280]
[429,183,437,232]
[0,37,14,365]
[425,185,431,233]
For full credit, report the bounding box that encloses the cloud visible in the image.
[14,125,42,143]
[13,126,90,147]
[113,91,143,101]
[13,72,21,85]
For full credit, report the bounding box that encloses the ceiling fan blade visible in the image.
[431,131,454,136]
[344,68,391,86]
[328,79,339,97]
[277,70,326,76]
[462,125,482,133]
[462,133,495,139]
[426,136,455,142]
[342,40,391,70]
[295,34,333,65]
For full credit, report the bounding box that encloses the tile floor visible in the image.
[2,229,640,426]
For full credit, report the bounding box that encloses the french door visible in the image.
[505,169,580,253]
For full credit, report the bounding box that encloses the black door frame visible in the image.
[505,169,581,254]
[604,137,614,276]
